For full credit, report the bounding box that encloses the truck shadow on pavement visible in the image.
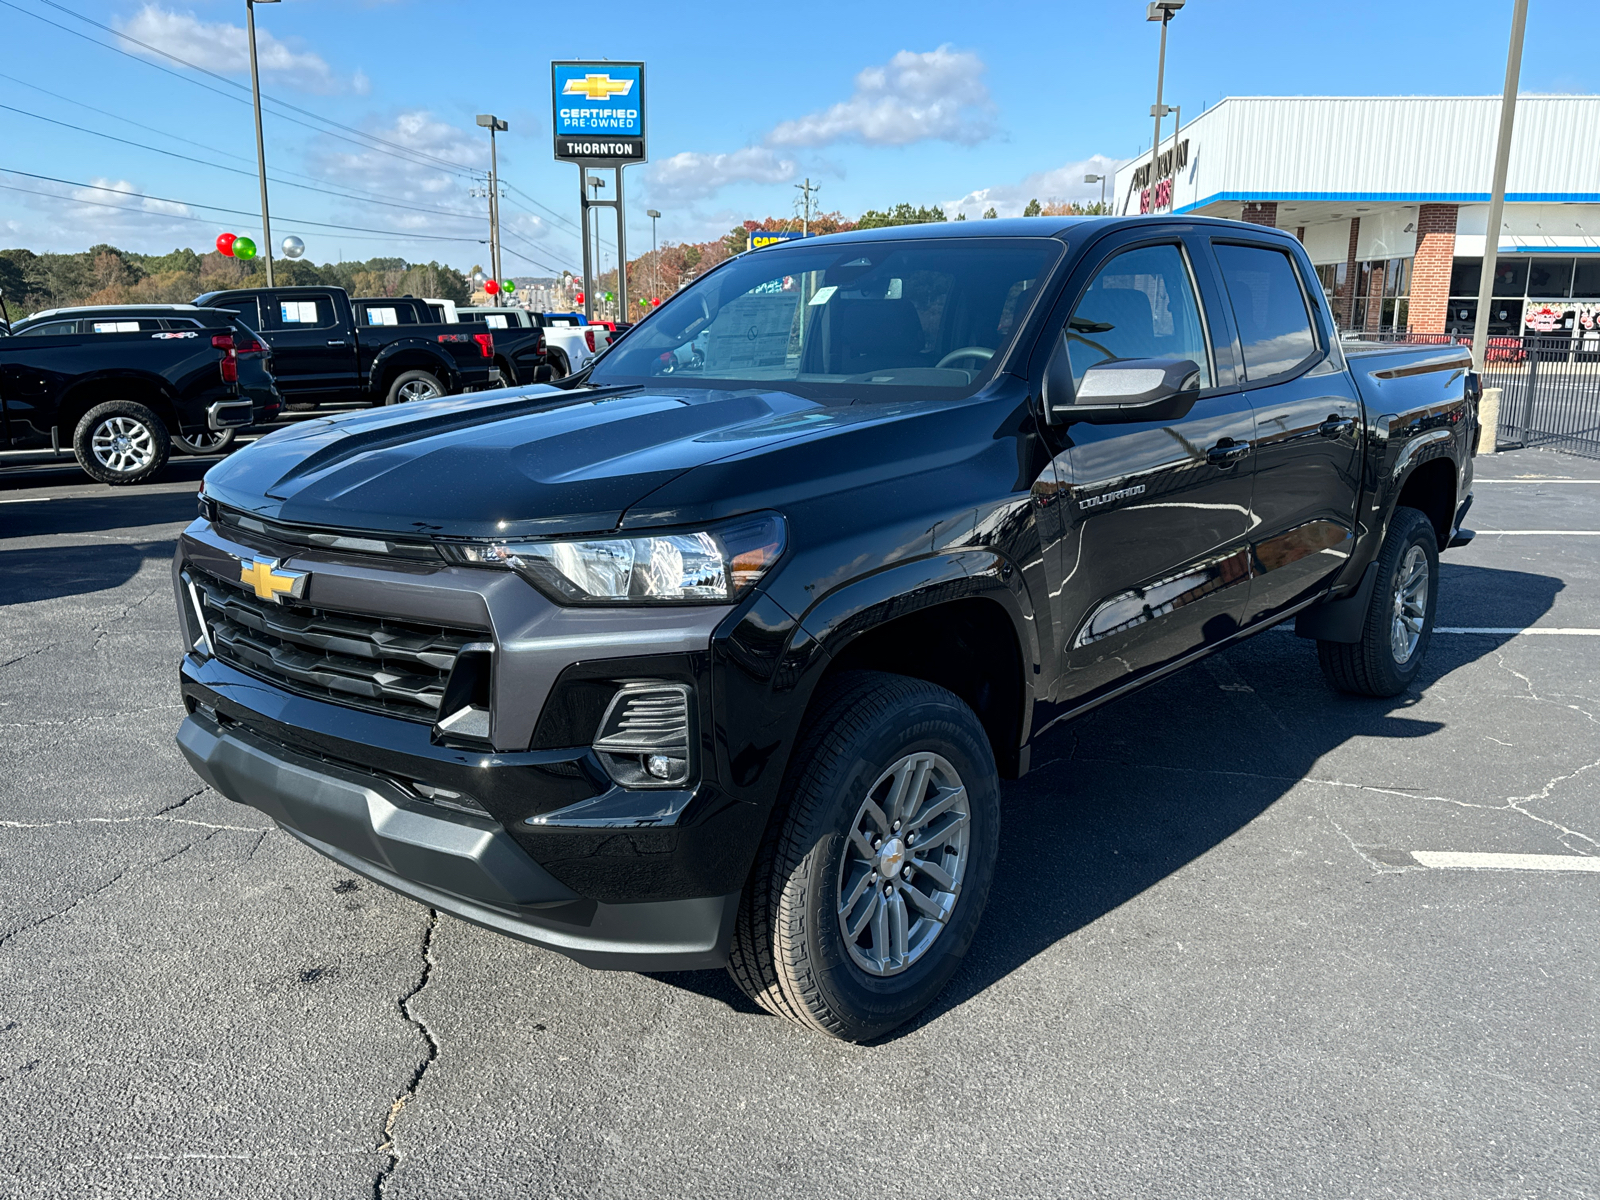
[655,562,1564,1037]
[0,541,177,606]
[0,489,200,540]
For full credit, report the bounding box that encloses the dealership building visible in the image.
[1113,95,1600,341]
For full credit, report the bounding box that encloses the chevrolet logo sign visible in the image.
[563,73,633,101]
[238,556,308,604]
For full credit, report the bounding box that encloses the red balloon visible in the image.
[483,279,500,295]
[651,296,661,307]
[216,232,237,257]
[574,292,584,304]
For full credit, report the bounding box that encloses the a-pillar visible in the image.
[1241,202,1277,227]
[1338,218,1361,329]
[1407,203,1458,335]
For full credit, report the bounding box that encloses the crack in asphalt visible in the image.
[0,833,215,953]
[154,787,208,817]
[0,645,55,671]
[374,909,440,1199]
[88,583,164,654]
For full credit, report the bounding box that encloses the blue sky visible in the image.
[1,0,1595,280]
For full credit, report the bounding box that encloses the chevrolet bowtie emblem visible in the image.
[239,556,308,604]
[563,73,633,101]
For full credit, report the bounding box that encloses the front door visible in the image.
[1043,236,1257,705]
[261,292,357,398]
[1206,239,1364,626]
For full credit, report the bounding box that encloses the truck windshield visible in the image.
[589,237,1061,399]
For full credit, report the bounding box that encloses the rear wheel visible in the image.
[385,370,445,405]
[1318,506,1439,697]
[72,400,171,486]
[727,671,1000,1041]
[173,427,237,456]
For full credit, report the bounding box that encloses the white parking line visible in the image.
[1475,478,1600,484]
[1434,627,1600,636]
[1474,530,1600,535]
[1411,851,1600,872]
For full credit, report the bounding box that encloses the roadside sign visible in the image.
[552,61,646,164]
[748,230,804,252]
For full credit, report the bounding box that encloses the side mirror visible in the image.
[1043,354,1201,425]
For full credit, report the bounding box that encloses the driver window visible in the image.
[1065,244,1211,391]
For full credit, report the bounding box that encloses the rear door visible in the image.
[1207,238,1363,626]
[261,291,358,398]
[1043,231,1257,703]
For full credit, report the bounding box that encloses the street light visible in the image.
[1471,0,1529,369]
[1146,0,1184,215]
[1084,173,1107,208]
[646,208,661,303]
[476,115,507,294]
[245,0,279,286]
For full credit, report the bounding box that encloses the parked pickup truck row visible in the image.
[173,214,1480,1043]
[423,299,610,377]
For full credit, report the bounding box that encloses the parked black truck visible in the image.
[1,303,279,484]
[193,286,512,409]
[173,217,1478,1040]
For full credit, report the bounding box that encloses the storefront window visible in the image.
[1446,256,1600,338]
[1575,260,1600,298]
[1529,258,1574,298]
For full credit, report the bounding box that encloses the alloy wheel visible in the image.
[90,416,157,475]
[1390,544,1429,664]
[835,752,970,977]
[398,379,442,403]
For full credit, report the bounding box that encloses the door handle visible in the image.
[327,339,347,346]
[1318,415,1355,437]
[1206,438,1251,465]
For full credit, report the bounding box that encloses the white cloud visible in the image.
[647,147,798,204]
[114,5,354,95]
[944,154,1128,219]
[767,46,993,148]
[308,111,486,232]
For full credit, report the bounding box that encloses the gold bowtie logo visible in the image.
[239,556,307,604]
[563,73,633,101]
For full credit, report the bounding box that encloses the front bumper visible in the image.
[177,703,738,970]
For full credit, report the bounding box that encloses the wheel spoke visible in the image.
[906,784,965,834]
[849,826,877,862]
[860,798,891,838]
[869,891,890,966]
[846,888,878,940]
[898,879,947,921]
[897,757,934,824]
[838,864,875,914]
[915,811,968,851]
[909,855,955,891]
[887,892,909,966]
[880,759,917,826]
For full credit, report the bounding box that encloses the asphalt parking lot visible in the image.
[2,445,1597,1200]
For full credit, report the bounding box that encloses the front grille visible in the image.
[187,566,484,722]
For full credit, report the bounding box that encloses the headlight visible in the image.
[441,512,785,605]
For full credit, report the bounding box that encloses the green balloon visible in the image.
[232,236,257,261]
[502,279,516,292]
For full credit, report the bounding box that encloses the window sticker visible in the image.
[365,307,399,326]
[280,301,320,324]
[93,321,141,333]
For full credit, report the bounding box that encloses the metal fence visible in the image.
[1345,331,1600,460]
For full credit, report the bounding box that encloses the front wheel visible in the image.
[727,671,1000,1041]
[172,427,237,456]
[1318,506,1439,697]
[72,400,171,486]
[385,370,445,405]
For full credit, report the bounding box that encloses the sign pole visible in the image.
[1471,0,1529,371]
[579,167,594,323]
[615,166,629,319]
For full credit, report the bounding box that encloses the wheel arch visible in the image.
[371,346,459,397]
[1393,454,1458,550]
[55,374,180,438]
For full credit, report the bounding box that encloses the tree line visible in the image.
[0,244,470,319]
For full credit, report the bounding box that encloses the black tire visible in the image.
[72,400,171,486]
[727,671,1001,1041]
[172,427,238,456]
[1318,506,1440,697]
[547,350,570,379]
[385,370,445,405]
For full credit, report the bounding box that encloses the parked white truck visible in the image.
[423,300,610,378]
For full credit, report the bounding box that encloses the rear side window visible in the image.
[1213,243,1318,381]
[1063,243,1212,391]
[217,297,262,328]
[19,320,79,336]
[273,296,336,328]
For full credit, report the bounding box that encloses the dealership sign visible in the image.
[551,62,646,164]
[748,231,805,251]
[1129,138,1189,215]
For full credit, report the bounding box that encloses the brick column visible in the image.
[1241,202,1277,227]
[1407,202,1458,335]
[1338,218,1361,329]
[1364,260,1387,333]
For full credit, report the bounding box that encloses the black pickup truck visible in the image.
[194,286,505,409]
[173,216,1478,1041]
[1,303,279,483]
[356,297,550,389]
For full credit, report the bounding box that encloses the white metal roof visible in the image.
[1114,95,1600,218]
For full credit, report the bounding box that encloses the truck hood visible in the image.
[200,384,844,539]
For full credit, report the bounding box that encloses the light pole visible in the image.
[1471,0,1529,370]
[1084,173,1107,209]
[646,208,661,303]
[1146,0,1183,215]
[476,115,507,293]
[245,0,279,286]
